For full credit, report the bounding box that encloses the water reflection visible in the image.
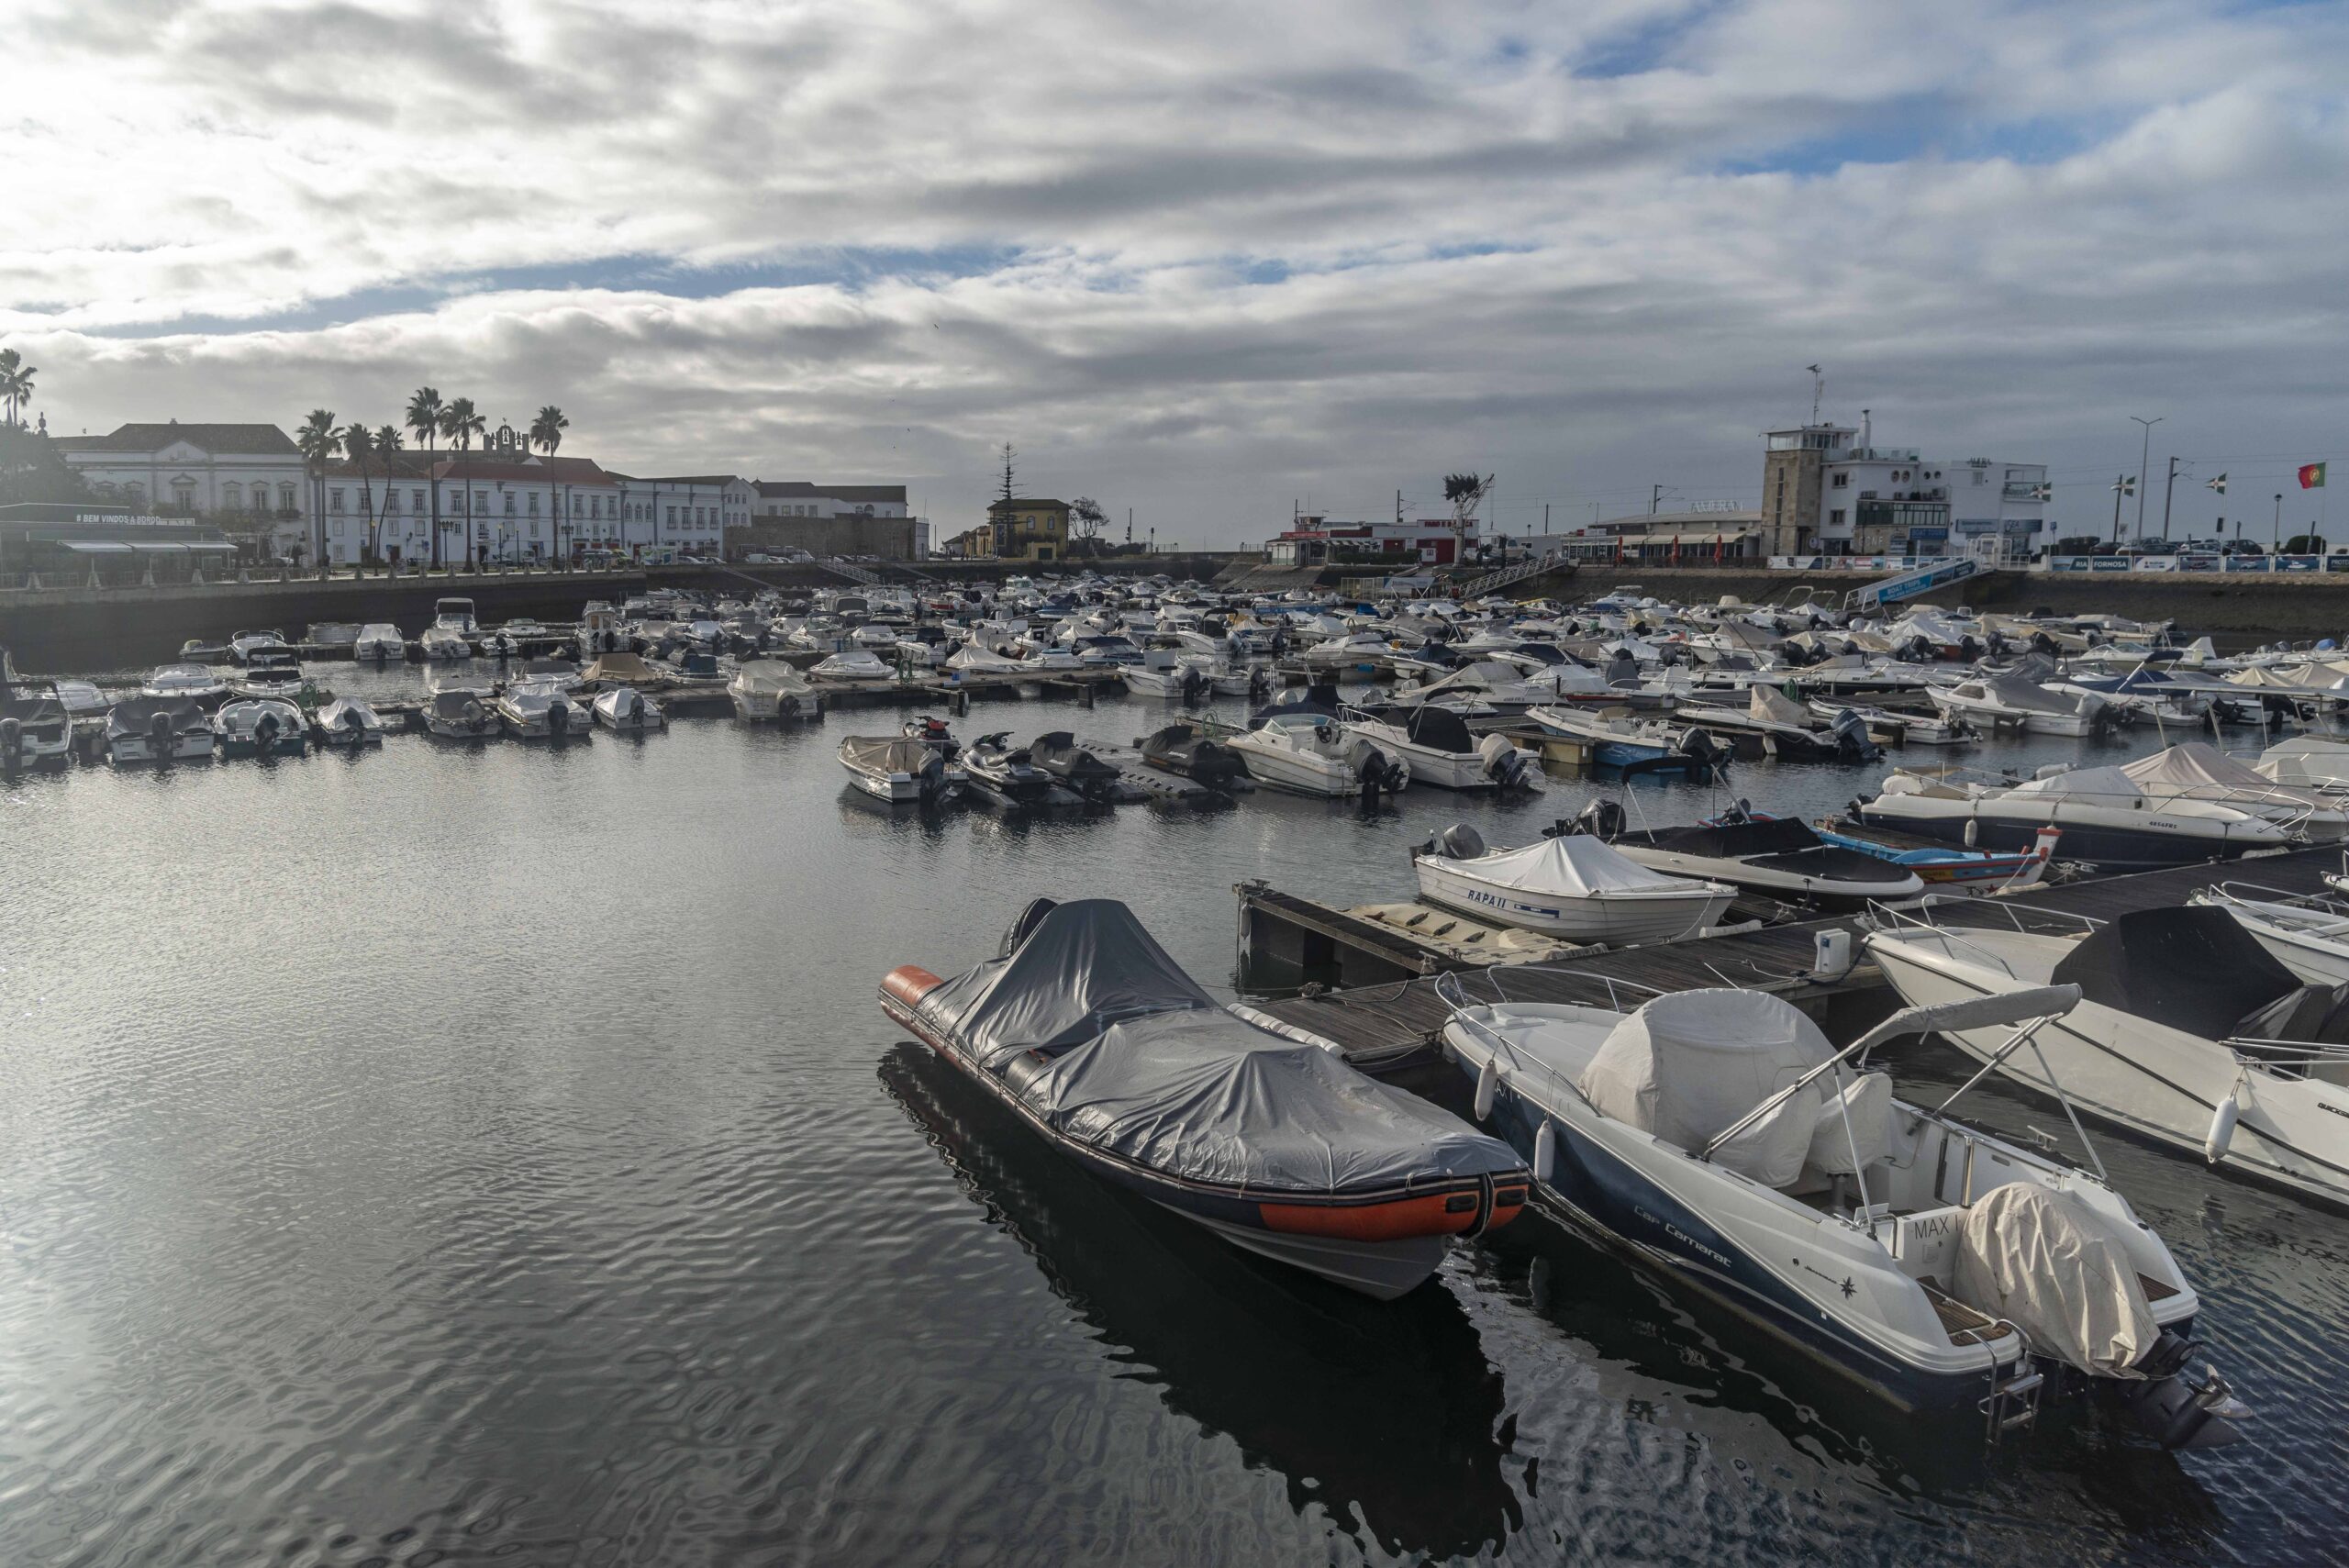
[878,1043,1522,1558]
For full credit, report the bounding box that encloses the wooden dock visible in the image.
[1241,842,2349,1073]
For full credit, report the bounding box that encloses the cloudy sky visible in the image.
[5,0,2344,543]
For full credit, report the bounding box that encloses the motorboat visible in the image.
[1300,629,1397,672]
[580,651,662,688]
[1124,649,1218,701]
[1138,721,1248,790]
[959,733,1074,808]
[1438,978,2244,1444]
[1807,699,1976,748]
[1024,732,1125,802]
[1568,800,1924,908]
[1667,686,1883,764]
[943,643,1028,679]
[496,678,588,740]
[142,662,229,707]
[1810,820,2060,889]
[839,735,963,803]
[2258,735,2349,793]
[214,697,308,758]
[1930,671,2110,737]
[104,695,215,765]
[1526,707,1732,780]
[431,597,479,635]
[727,660,822,721]
[227,628,291,664]
[313,695,385,746]
[1867,905,2349,1212]
[423,689,499,740]
[2118,741,2349,841]
[1226,716,1409,798]
[228,650,305,699]
[810,650,897,684]
[2190,885,2349,987]
[592,686,664,733]
[1855,764,2298,871]
[418,626,473,662]
[879,897,1530,1298]
[353,623,405,662]
[47,679,107,719]
[1411,823,1733,943]
[0,695,74,771]
[1343,706,1542,791]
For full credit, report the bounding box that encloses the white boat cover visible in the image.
[2259,735,2349,786]
[1749,684,1809,726]
[946,644,1025,673]
[1952,1182,2155,1378]
[1806,1072,1893,1174]
[1575,989,1832,1185]
[581,652,659,684]
[1438,834,1705,897]
[2007,764,2141,801]
[840,737,939,775]
[2121,741,2326,807]
[917,901,1521,1192]
[733,659,814,692]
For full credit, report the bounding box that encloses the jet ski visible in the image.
[961,733,1082,809]
[880,897,1530,1298]
[1027,731,1123,801]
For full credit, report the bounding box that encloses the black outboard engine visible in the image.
[341,706,365,738]
[2031,630,2059,656]
[1828,706,1883,763]
[1426,822,1485,861]
[1180,665,1211,704]
[1568,796,1627,840]
[1676,726,1730,781]
[1246,666,1274,701]
[916,750,951,802]
[0,715,19,772]
[1353,741,1408,800]
[2110,1329,2249,1450]
[1956,634,1982,662]
[149,708,176,762]
[998,895,1058,957]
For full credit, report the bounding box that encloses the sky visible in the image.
[3,0,2344,545]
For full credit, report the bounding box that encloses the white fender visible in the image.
[1532,1118,1556,1183]
[2205,1093,2240,1165]
[1474,1055,1498,1121]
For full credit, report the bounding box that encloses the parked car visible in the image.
[2223,539,2265,556]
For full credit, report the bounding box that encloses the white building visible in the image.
[53,421,311,544]
[1760,416,2047,557]
[751,482,909,521]
[610,473,755,559]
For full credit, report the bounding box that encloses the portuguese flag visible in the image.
[2302,462,2329,489]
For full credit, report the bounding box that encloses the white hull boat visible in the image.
[811,650,896,684]
[729,661,823,720]
[1226,717,1410,797]
[1343,709,1540,791]
[424,690,499,740]
[419,627,473,662]
[0,696,74,770]
[496,680,588,740]
[840,735,963,802]
[314,695,385,746]
[1857,764,2297,871]
[105,696,216,764]
[353,624,406,661]
[142,663,229,706]
[214,698,308,758]
[1412,825,1732,942]
[593,686,664,732]
[2190,888,2349,987]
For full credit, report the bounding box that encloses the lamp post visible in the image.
[2275,493,2284,553]
[2129,415,2164,540]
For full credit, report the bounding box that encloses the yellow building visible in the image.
[986,497,1070,562]
[946,524,996,558]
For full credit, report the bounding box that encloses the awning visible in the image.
[127,540,191,553]
[58,540,134,553]
[188,540,238,552]
[1601,529,1761,549]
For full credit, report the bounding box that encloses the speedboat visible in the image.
[729,660,823,721]
[496,678,588,740]
[418,626,473,662]
[592,686,664,732]
[1867,905,2349,1212]
[1227,716,1409,798]
[1855,764,2297,871]
[2190,885,2349,987]
[1526,706,1732,779]
[1807,699,1976,748]
[1343,706,1541,791]
[0,695,74,771]
[880,897,1530,1298]
[423,689,499,740]
[353,623,405,662]
[313,695,385,746]
[2119,742,2348,841]
[959,733,1073,808]
[214,697,308,758]
[1930,672,2110,737]
[1568,800,1924,909]
[811,650,896,684]
[1411,823,1733,943]
[228,651,305,699]
[1438,978,2244,1444]
[839,735,963,803]
[1139,721,1247,790]
[1123,650,1217,701]
[142,663,229,707]
[1671,687,1883,763]
[943,643,1028,679]
[431,597,478,635]
[104,695,215,765]
[2257,735,2349,793]
[227,628,291,664]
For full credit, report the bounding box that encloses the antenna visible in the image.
[1807,364,1824,426]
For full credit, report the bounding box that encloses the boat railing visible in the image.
[1430,970,1612,1118]
[1860,896,2098,977]
[2223,1036,2349,1071]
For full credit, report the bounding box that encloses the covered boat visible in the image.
[1412,824,1734,943]
[214,697,308,758]
[105,695,216,764]
[728,659,821,721]
[593,686,664,732]
[1139,721,1247,790]
[0,695,74,771]
[1856,764,2296,870]
[314,695,385,746]
[2118,741,2347,841]
[839,735,962,802]
[880,898,1529,1297]
[1343,706,1542,791]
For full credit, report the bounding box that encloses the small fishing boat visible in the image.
[423,689,499,740]
[1439,978,2244,1444]
[0,695,73,771]
[227,628,292,664]
[1411,824,1734,942]
[1930,672,2110,737]
[1343,706,1542,791]
[1810,819,2060,888]
[418,626,473,662]
[142,662,229,707]
[1227,716,1409,798]
[496,679,588,740]
[1807,699,1976,747]
[810,649,896,684]
[313,695,385,746]
[228,650,305,699]
[592,686,664,733]
[1670,687,1883,763]
[839,735,963,803]
[1526,706,1732,779]
[213,697,307,758]
[1867,905,2349,1213]
[880,897,1530,1298]
[1569,800,1924,908]
[104,695,216,765]
[353,623,405,662]
[732,657,827,717]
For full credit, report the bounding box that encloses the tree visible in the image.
[340,422,375,564]
[530,405,569,561]
[2287,534,2328,555]
[0,349,35,428]
[406,386,445,568]
[997,441,1017,506]
[1442,473,1493,546]
[295,408,339,569]
[1068,495,1108,552]
[0,421,90,506]
[439,396,485,572]
[371,424,404,560]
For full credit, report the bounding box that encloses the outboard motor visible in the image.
[1246,666,1274,701]
[1956,634,1982,662]
[915,750,951,801]
[1568,796,1627,840]
[1676,726,1729,781]
[461,697,486,734]
[1828,706,1882,763]
[998,895,1058,957]
[1432,822,1486,860]
[1349,740,1408,800]
[0,715,19,773]
[2031,630,2059,656]
[1476,732,1536,790]
[549,699,573,737]
[2110,1329,2250,1450]
[1180,666,1211,704]
[149,708,176,762]
[341,706,365,739]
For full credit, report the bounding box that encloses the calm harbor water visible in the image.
[4,666,2345,1566]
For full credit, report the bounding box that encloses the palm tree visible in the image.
[295,408,339,570]
[529,405,569,562]
[340,423,375,567]
[372,424,404,562]
[0,349,33,428]
[405,386,445,569]
[439,396,485,571]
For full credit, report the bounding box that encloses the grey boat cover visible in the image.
[1577,988,1833,1185]
[1953,1182,2155,1377]
[2121,741,2326,810]
[918,900,1520,1193]
[841,736,940,775]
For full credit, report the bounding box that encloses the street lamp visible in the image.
[2275,494,2285,553]
[2130,416,2164,540]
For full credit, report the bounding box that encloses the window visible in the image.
[413,488,426,511]
[223,482,243,510]
[330,487,346,512]
[667,506,677,525]
[385,491,400,514]
[504,494,517,516]
[528,493,540,516]
[1831,473,1848,488]
[278,484,295,511]
[1829,508,1845,526]
[474,489,487,512]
